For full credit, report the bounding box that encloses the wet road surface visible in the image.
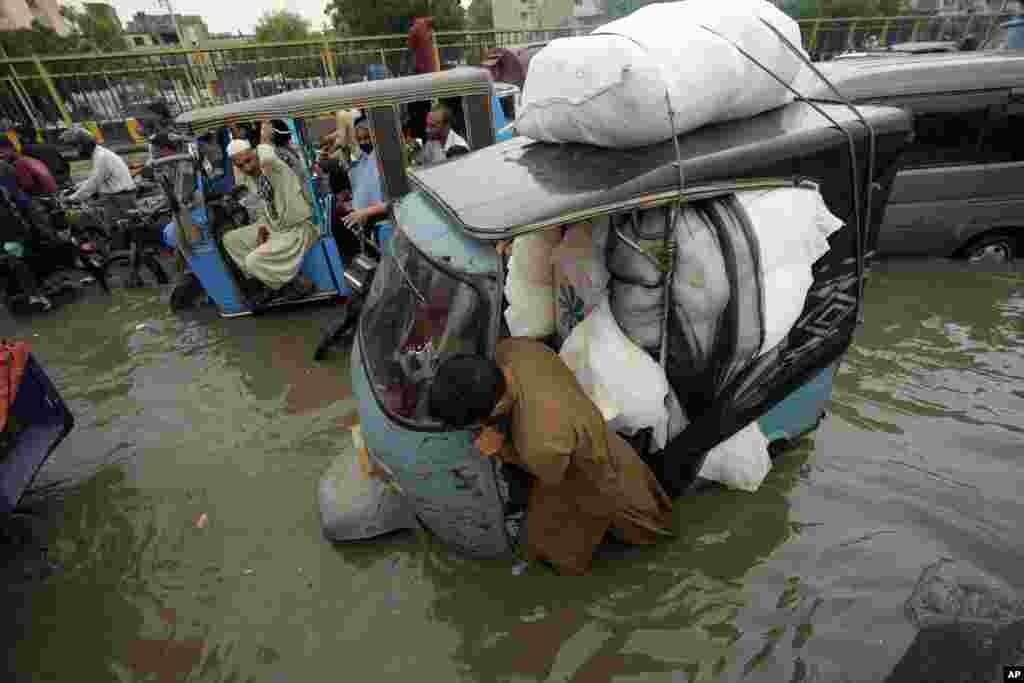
[1,259,1022,682]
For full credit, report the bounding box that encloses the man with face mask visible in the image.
[60,127,136,222]
[342,115,392,249]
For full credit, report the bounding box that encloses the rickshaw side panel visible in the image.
[757,361,837,444]
[301,238,351,296]
[187,238,251,317]
[351,340,512,558]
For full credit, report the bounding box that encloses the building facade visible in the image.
[124,11,209,47]
[910,0,1022,12]
[0,0,70,35]
[494,0,576,29]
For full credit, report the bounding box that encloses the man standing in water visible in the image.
[428,338,675,575]
[223,128,317,307]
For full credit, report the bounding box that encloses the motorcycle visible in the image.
[1,192,110,314]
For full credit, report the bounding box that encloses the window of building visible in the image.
[134,36,146,46]
[521,10,529,20]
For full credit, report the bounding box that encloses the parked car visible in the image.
[831,41,961,61]
[976,16,1024,51]
[813,52,1024,261]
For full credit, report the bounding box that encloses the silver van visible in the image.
[814,52,1024,261]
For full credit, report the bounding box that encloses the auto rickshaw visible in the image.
[344,89,915,558]
[170,68,501,318]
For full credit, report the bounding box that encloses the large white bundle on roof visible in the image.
[514,0,807,148]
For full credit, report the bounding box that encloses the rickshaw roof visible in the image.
[175,67,495,135]
[408,100,911,239]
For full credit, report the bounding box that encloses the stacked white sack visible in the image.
[735,186,844,356]
[515,0,808,148]
[504,230,560,338]
[560,296,687,451]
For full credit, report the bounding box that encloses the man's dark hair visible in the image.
[428,354,506,428]
[149,101,173,123]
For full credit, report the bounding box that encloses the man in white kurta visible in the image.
[224,138,317,301]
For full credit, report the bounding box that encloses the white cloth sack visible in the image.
[672,204,731,370]
[697,421,771,492]
[560,296,684,450]
[515,0,807,148]
[735,186,844,356]
[552,219,612,342]
[504,230,560,338]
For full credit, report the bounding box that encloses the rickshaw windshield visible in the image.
[360,230,490,425]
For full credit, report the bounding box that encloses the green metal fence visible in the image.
[0,14,1016,143]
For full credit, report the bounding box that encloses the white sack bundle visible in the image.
[515,0,808,148]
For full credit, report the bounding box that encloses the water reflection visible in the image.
[3,260,1022,682]
[838,261,1024,436]
[421,446,815,682]
[7,467,211,682]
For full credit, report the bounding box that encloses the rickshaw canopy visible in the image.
[175,68,496,135]
[408,101,912,240]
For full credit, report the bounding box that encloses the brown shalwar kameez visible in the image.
[494,338,674,575]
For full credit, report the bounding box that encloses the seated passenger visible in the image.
[415,105,469,167]
[223,132,317,306]
[428,339,675,575]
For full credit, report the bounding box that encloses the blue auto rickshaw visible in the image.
[170,68,502,318]
[344,91,915,559]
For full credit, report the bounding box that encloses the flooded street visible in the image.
[2,259,1022,682]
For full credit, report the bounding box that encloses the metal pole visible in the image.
[32,55,72,127]
[0,45,42,131]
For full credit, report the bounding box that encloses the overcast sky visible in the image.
[104,0,332,35]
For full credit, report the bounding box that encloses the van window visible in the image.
[902,109,992,168]
[981,111,1024,163]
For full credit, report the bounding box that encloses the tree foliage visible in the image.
[324,0,465,37]
[62,3,127,52]
[0,3,127,56]
[254,9,313,43]
[467,0,494,30]
[783,0,910,18]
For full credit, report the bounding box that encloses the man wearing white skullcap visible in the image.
[223,122,317,305]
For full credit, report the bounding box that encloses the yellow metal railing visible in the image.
[0,14,1015,135]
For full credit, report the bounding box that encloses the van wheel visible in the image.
[963,233,1017,263]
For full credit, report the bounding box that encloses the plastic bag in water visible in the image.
[697,421,771,492]
[318,427,418,541]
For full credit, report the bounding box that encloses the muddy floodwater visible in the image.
[2,259,1022,682]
